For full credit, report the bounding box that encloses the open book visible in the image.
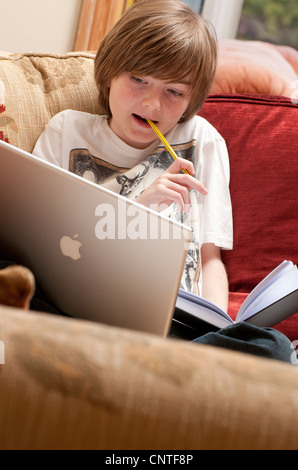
[175,260,298,330]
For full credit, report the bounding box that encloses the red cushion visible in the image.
[199,94,298,341]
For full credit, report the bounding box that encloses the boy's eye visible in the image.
[168,88,183,97]
[131,76,146,84]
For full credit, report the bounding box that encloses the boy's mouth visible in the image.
[133,114,158,126]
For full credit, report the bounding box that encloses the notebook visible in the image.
[0,140,191,336]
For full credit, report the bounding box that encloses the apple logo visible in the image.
[60,234,82,260]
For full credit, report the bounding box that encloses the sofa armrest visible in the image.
[0,306,298,450]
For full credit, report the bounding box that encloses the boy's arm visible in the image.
[201,243,229,313]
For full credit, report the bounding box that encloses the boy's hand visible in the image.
[135,157,208,212]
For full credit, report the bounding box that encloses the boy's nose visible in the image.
[142,90,161,112]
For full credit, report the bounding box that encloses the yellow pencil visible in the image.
[147,119,190,174]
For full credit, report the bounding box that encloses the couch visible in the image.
[1,44,298,450]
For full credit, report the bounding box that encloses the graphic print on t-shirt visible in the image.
[69,140,201,294]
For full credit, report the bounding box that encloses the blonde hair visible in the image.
[0,265,35,309]
[94,0,218,122]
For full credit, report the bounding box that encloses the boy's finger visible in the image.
[165,157,195,175]
[167,173,208,195]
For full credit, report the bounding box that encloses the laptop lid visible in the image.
[0,140,191,336]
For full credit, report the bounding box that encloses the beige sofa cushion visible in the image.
[1,306,298,450]
[0,52,100,153]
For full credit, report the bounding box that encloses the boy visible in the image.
[33,0,232,310]
[32,0,295,362]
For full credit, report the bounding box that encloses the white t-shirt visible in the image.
[33,110,233,295]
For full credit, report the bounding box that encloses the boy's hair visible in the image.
[94,0,217,122]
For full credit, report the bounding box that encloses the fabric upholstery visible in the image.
[0,52,99,153]
[276,44,298,73]
[1,306,298,450]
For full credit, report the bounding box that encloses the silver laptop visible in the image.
[0,140,191,336]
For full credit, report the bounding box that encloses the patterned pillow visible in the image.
[0,52,100,152]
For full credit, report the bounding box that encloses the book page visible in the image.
[237,260,293,319]
[244,289,298,328]
[176,290,233,329]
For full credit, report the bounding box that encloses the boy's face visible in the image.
[108,72,193,149]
